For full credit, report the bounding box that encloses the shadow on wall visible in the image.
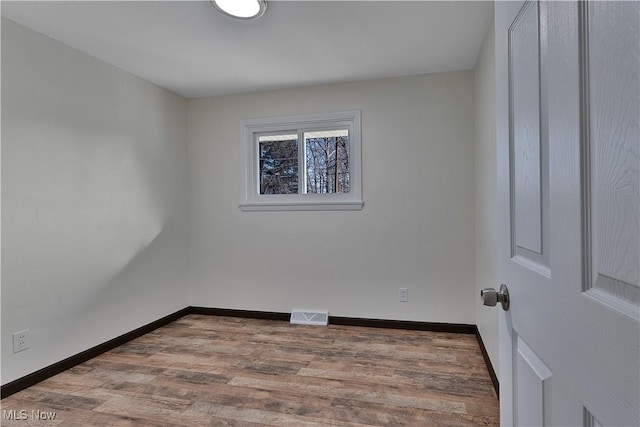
[2,128,165,317]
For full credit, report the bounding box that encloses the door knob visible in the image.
[480,284,510,311]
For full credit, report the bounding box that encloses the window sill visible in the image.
[239,200,363,212]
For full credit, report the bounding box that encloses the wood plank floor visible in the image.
[1,315,499,426]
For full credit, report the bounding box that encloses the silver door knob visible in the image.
[480,284,510,311]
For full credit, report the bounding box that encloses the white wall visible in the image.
[474,20,499,371]
[188,72,477,323]
[1,19,189,384]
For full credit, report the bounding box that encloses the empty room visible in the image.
[1,1,638,426]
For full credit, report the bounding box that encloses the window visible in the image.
[240,110,362,211]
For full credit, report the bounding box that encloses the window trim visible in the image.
[240,110,363,211]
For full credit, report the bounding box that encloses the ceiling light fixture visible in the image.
[211,0,267,20]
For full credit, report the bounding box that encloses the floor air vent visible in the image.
[290,309,329,326]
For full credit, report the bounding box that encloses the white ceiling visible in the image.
[1,1,493,98]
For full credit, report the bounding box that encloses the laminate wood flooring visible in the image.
[1,315,499,426]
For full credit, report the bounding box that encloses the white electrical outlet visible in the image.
[399,288,409,303]
[13,329,29,353]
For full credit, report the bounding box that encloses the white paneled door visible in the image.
[495,1,639,426]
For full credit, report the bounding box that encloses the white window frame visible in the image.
[239,110,363,211]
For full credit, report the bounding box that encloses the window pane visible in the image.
[304,130,349,194]
[258,134,299,195]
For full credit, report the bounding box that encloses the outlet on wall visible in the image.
[399,288,409,303]
[13,329,29,353]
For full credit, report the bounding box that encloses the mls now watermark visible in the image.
[2,409,57,421]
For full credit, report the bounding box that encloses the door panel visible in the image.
[509,1,550,275]
[584,0,640,310]
[510,0,543,256]
[514,335,551,427]
[496,1,640,426]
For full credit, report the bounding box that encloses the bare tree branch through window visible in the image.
[259,135,298,194]
[305,131,349,194]
[258,130,349,195]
